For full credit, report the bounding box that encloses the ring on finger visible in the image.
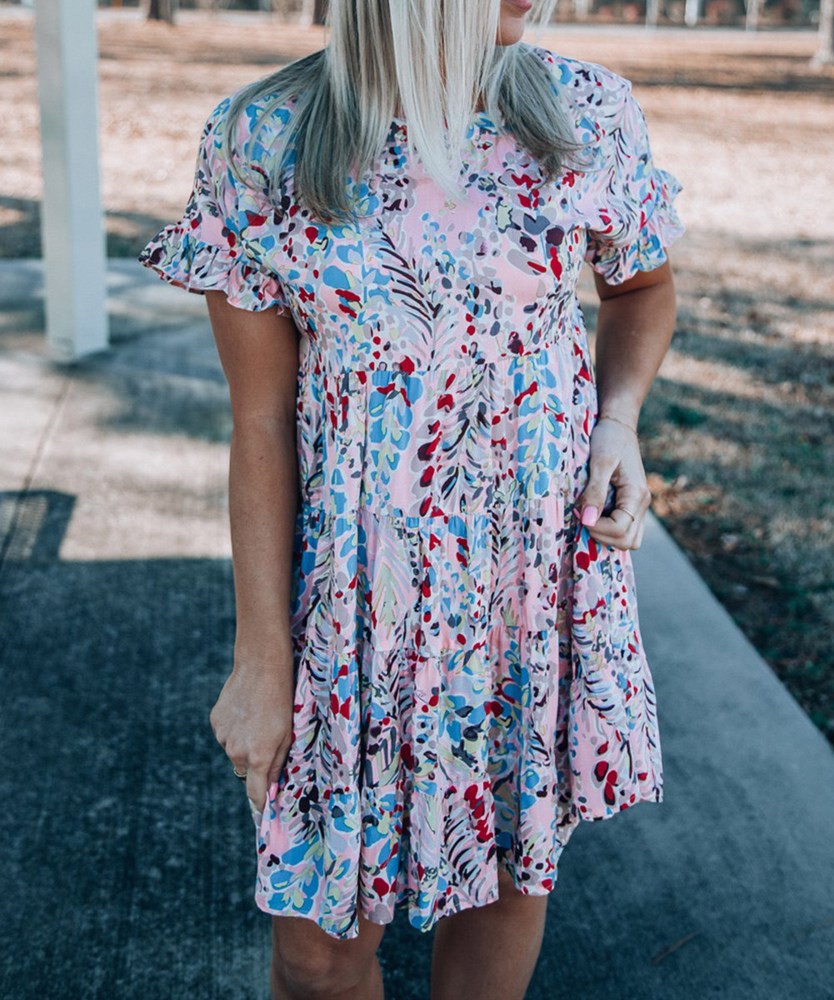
[619,507,637,524]
[233,765,248,780]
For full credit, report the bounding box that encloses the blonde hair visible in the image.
[222,0,584,224]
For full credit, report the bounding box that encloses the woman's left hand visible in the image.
[576,416,652,551]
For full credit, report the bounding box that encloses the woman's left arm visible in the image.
[577,258,678,550]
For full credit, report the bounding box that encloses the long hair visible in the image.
[222,0,585,224]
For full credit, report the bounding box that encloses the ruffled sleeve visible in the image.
[583,77,685,285]
[138,100,292,315]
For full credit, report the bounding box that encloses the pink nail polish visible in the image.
[581,505,599,527]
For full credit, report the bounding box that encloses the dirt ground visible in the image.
[2,10,833,743]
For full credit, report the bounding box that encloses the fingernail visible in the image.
[581,505,599,527]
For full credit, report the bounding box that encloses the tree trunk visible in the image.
[814,0,834,65]
[147,0,176,24]
[301,0,327,25]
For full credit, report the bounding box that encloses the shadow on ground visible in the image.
[0,487,436,999]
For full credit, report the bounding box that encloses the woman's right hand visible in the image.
[209,643,296,818]
[203,292,302,818]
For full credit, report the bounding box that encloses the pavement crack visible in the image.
[650,930,699,964]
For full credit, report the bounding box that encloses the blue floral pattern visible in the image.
[139,45,684,941]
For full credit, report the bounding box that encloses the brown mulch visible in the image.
[2,10,833,742]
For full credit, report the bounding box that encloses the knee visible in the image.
[271,922,375,1000]
[276,952,360,999]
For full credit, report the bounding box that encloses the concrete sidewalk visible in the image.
[1,260,832,1000]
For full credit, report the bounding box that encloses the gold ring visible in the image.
[233,766,248,780]
[620,508,637,523]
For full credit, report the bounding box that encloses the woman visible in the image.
[140,1,683,997]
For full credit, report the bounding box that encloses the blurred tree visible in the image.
[147,0,176,21]
[816,0,834,63]
[299,0,326,23]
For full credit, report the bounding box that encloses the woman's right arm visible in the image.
[205,290,300,816]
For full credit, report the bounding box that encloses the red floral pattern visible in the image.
[140,45,684,941]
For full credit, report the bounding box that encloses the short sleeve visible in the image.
[138,101,292,315]
[583,80,685,285]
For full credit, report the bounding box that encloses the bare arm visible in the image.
[206,290,300,813]
[577,258,678,549]
[593,259,677,428]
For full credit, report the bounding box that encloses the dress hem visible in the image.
[252,787,663,940]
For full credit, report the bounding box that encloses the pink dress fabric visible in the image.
[140,45,684,940]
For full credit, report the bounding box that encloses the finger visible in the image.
[588,526,636,550]
[588,507,643,548]
[591,500,638,536]
[246,796,264,830]
[577,461,617,527]
[266,740,290,790]
[245,770,268,817]
[609,507,640,536]
[612,478,649,516]
[634,518,646,550]
[596,478,647,532]
[229,757,249,783]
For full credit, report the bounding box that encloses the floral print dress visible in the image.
[139,45,684,941]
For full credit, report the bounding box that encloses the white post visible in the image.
[684,0,700,26]
[34,0,108,361]
[814,0,834,66]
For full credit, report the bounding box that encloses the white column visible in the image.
[814,0,834,66]
[574,0,591,22]
[34,0,108,361]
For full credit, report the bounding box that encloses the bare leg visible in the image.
[270,909,387,1000]
[430,865,549,1000]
